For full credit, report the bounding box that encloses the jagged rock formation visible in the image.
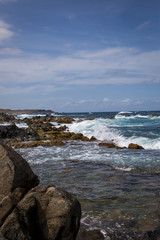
[0,143,81,240]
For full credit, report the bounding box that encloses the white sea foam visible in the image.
[16,123,28,128]
[16,114,47,120]
[67,118,160,150]
[118,111,133,114]
[0,122,11,126]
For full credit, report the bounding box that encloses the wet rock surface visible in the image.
[0,143,81,240]
[128,143,144,149]
[77,226,105,240]
[98,142,126,149]
[0,113,15,123]
[0,113,145,150]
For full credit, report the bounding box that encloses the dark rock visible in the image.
[1,185,81,240]
[25,127,40,141]
[77,227,104,240]
[99,142,126,149]
[149,114,158,118]
[70,133,84,140]
[0,143,39,227]
[0,113,15,123]
[0,143,39,200]
[108,116,115,120]
[142,225,160,240]
[0,188,26,226]
[0,124,28,140]
[128,143,144,149]
[85,118,95,120]
[90,136,97,141]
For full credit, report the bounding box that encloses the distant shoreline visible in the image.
[0,109,54,115]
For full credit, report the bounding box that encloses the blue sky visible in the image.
[0,0,160,112]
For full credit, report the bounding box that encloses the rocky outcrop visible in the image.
[54,117,74,124]
[0,113,15,123]
[77,227,105,240]
[128,143,144,149]
[1,185,81,240]
[0,124,27,140]
[0,143,81,240]
[0,143,39,200]
[0,124,40,142]
[0,142,39,226]
[142,225,160,240]
[99,142,126,149]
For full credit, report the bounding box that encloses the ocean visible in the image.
[17,111,160,239]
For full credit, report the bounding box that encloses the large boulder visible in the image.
[0,143,81,240]
[0,124,27,140]
[0,143,39,227]
[1,185,81,240]
[0,143,39,200]
[128,143,144,149]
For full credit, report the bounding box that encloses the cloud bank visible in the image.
[0,20,14,42]
[0,46,160,92]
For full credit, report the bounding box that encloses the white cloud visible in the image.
[0,48,22,55]
[0,85,36,95]
[103,98,110,103]
[136,21,150,30]
[0,20,14,42]
[0,47,160,86]
[122,98,131,103]
[0,84,64,95]
[78,99,95,104]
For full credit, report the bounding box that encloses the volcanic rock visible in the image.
[142,225,160,240]
[0,143,81,240]
[1,185,81,240]
[0,124,27,140]
[0,143,39,200]
[99,142,126,149]
[128,143,144,149]
[0,113,15,123]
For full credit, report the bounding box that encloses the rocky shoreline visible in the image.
[0,109,54,115]
[0,112,143,150]
[0,110,159,239]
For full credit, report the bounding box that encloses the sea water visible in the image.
[17,111,160,239]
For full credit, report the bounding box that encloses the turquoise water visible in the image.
[17,111,160,239]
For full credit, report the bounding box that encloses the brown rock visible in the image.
[0,143,39,200]
[99,142,125,149]
[85,118,95,120]
[90,136,97,141]
[54,117,74,124]
[107,116,115,120]
[70,133,83,140]
[0,188,26,226]
[77,227,104,240]
[128,143,144,149]
[1,185,81,240]
[0,113,15,123]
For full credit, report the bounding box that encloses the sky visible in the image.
[0,0,160,112]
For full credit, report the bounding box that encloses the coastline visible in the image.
[0,109,160,239]
[0,108,54,115]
